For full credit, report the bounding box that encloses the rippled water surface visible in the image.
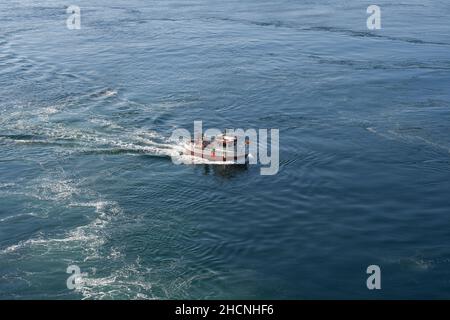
[1,0,450,299]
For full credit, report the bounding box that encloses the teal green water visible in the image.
[1,0,450,299]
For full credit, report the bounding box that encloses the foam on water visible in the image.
[366,126,450,154]
[1,100,244,165]
[0,172,150,299]
[2,0,450,299]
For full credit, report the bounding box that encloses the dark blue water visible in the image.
[1,0,450,299]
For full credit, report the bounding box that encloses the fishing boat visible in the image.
[182,134,249,163]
